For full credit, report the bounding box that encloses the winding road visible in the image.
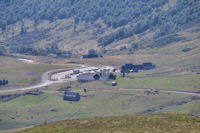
[0,67,200,97]
[0,68,76,94]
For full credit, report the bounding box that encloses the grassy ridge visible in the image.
[19,114,200,133]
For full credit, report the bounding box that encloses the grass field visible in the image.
[0,56,71,90]
[70,68,200,92]
[0,92,79,129]
[18,114,200,133]
[0,25,200,131]
[1,83,199,130]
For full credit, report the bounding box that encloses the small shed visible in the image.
[63,91,80,101]
[112,81,117,86]
[94,74,100,80]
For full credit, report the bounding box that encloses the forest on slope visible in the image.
[0,0,199,56]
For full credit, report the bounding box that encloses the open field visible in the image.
[68,68,200,92]
[0,43,199,130]
[0,56,73,90]
[0,45,199,130]
[0,24,199,131]
[18,114,200,133]
[0,92,79,130]
[1,82,200,130]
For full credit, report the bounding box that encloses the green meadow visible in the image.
[0,56,68,90]
[1,83,199,130]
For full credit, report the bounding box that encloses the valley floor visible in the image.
[0,24,200,131]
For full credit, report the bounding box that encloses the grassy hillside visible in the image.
[18,114,200,133]
[0,0,199,56]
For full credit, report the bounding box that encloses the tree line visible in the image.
[0,79,8,86]
[9,44,71,57]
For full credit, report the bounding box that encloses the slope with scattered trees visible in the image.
[0,0,199,56]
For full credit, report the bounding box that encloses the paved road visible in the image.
[0,66,99,94]
[0,67,200,97]
[0,68,76,94]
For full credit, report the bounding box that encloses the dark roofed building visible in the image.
[112,81,117,86]
[94,74,100,80]
[78,73,96,82]
[121,65,127,73]
[82,49,99,58]
[142,62,155,70]
[143,62,153,66]
[125,64,134,70]
[121,62,156,73]
[78,71,109,82]
[133,64,144,71]
[82,54,98,58]
[63,91,80,101]
[121,64,135,73]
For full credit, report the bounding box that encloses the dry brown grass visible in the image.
[18,114,200,133]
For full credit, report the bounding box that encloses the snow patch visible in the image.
[18,58,34,64]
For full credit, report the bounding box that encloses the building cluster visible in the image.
[77,67,115,82]
[63,66,116,102]
[62,62,157,102]
[63,91,80,101]
[78,70,109,82]
[121,62,156,73]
